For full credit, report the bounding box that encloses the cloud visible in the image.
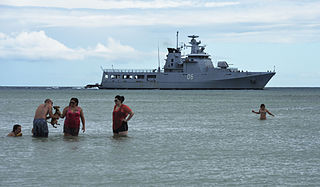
[0,31,137,61]
[1,1,320,27]
[1,1,320,43]
[86,38,136,59]
[0,31,79,60]
[2,3,320,27]
[0,0,239,9]
[204,2,240,7]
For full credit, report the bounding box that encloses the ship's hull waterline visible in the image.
[100,71,275,90]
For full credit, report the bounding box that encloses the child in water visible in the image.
[8,124,22,137]
[252,104,274,120]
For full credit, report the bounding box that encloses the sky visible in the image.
[0,0,320,87]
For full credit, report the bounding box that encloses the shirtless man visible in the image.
[252,104,274,120]
[33,99,56,137]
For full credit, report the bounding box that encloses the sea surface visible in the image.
[0,87,319,186]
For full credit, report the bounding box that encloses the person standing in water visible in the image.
[112,95,134,136]
[33,99,56,137]
[8,124,22,137]
[252,104,274,120]
[60,98,85,136]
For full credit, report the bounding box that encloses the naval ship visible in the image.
[99,33,275,89]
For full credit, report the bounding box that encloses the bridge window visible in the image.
[123,75,132,79]
[111,75,121,79]
[147,75,156,81]
[137,75,144,79]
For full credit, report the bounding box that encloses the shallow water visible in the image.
[0,88,320,186]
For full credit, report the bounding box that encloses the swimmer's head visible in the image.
[260,104,265,109]
[12,124,21,133]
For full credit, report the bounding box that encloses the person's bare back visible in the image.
[34,99,53,119]
[32,99,55,137]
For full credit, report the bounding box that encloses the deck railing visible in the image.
[103,69,163,73]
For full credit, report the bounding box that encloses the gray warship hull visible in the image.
[100,34,275,90]
[100,70,275,90]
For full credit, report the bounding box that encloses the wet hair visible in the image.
[44,99,52,104]
[115,95,125,103]
[12,124,21,132]
[70,98,79,106]
[260,104,265,108]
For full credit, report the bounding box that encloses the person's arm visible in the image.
[80,108,85,132]
[16,132,22,136]
[252,110,260,114]
[124,111,134,122]
[266,109,274,117]
[47,106,55,119]
[60,107,68,118]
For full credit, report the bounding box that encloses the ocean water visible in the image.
[0,87,320,186]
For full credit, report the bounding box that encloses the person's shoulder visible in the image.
[122,104,132,111]
[45,104,52,109]
[122,104,130,108]
[7,132,14,136]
